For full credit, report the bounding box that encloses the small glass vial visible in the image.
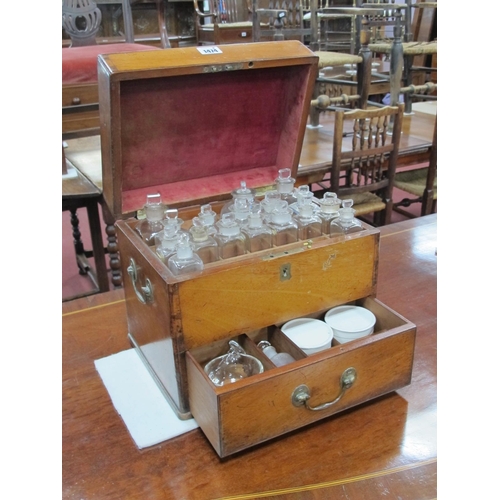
[317,192,341,235]
[221,181,256,215]
[241,204,273,252]
[275,168,296,204]
[260,190,282,223]
[258,341,295,367]
[330,199,365,236]
[189,217,219,264]
[136,193,165,246]
[156,224,181,263]
[198,203,218,236]
[167,233,204,276]
[215,213,247,259]
[268,200,299,247]
[294,192,322,240]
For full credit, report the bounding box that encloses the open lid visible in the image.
[98,41,318,220]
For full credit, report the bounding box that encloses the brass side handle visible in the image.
[127,258,154,305]
[291,367,357,411]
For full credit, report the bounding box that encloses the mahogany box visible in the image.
[97,41,416,458]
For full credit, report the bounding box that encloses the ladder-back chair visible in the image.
[392,114,437,218]
[193,0,255,45]
[318,103,404,226]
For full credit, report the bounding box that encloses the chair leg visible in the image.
[87,201,110,293]
[69,208,88,276]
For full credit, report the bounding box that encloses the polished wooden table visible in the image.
[62,214,437,499]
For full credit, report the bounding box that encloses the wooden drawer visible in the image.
[117,218,380,419]
[186,297,416,458]
[62,82,99,108]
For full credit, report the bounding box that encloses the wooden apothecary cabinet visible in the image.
[98,42,416,458]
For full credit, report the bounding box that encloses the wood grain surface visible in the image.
[62,215,437,500]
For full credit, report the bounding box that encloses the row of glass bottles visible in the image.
[135,169,364,275]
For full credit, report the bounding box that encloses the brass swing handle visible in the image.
[291,367,357,411]
[127,258,154,305]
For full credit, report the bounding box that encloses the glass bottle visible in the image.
[330,199,365,236]
[232,197,251,228]
[257,340,295,367]
[240,203,273,252]
[260,190,282,223]
[189,217,219,264]
[214,213,247,259]
[221,181,256,215]
[167,233,204,276]
[274,168,296,204]
[198,203,218,236]
[154,208,186,247]
[294,191,322,240]
[316,192,341,235]
[288,185,315,215]
[136,193,165,246]
[156,224,181,263]
[268,200,299,247]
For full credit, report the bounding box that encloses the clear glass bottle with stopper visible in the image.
[198,203,218,236]
[221,180,256,215]
[215,213,247,259]
[260,190,281,223]
[167,233,204,276]
[316,192,341,235]
[329,199,365,236]
[257,340,295,367]
[136,193,165,246]
[189,217,219,264]
[293,191,322,240]
[240,203,273,252]
[275,168,296,204]
[268,200,299,247]
[232,197,251,228]
[156,224,181,263]
[154,208,186,247]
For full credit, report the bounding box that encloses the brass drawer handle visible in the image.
[127,258,154,305]
[291,367,357,411]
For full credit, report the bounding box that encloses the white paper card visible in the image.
[197,46,223,55]
[95,348,199,449]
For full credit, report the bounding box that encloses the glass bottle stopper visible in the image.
[271,200,292,224]
[199,203,216,225]
[144,193,164,221]
[190,217,209,241]
[275,168,295,194]
[217,213,240,236]
[318,192,341,213]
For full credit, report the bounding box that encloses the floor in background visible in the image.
[62,188,426,301]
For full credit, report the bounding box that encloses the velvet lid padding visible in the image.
[117,65,311,212]
[62,44,160,84]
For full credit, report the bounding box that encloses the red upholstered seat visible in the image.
[62,44,161,84]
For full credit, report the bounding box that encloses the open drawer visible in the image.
[186,297,416,458]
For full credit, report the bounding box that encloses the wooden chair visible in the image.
[363,1,437,113]
[193,0,255,45]
[392,115,436,218]
[62,0,168,138]
[62,145,110,301]
[314,103,404,226]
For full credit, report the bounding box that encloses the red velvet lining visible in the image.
[122,165,278,213]
[117,65,310,215]
[62,44,160,84]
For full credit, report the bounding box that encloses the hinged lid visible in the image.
[97,41,318,220]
